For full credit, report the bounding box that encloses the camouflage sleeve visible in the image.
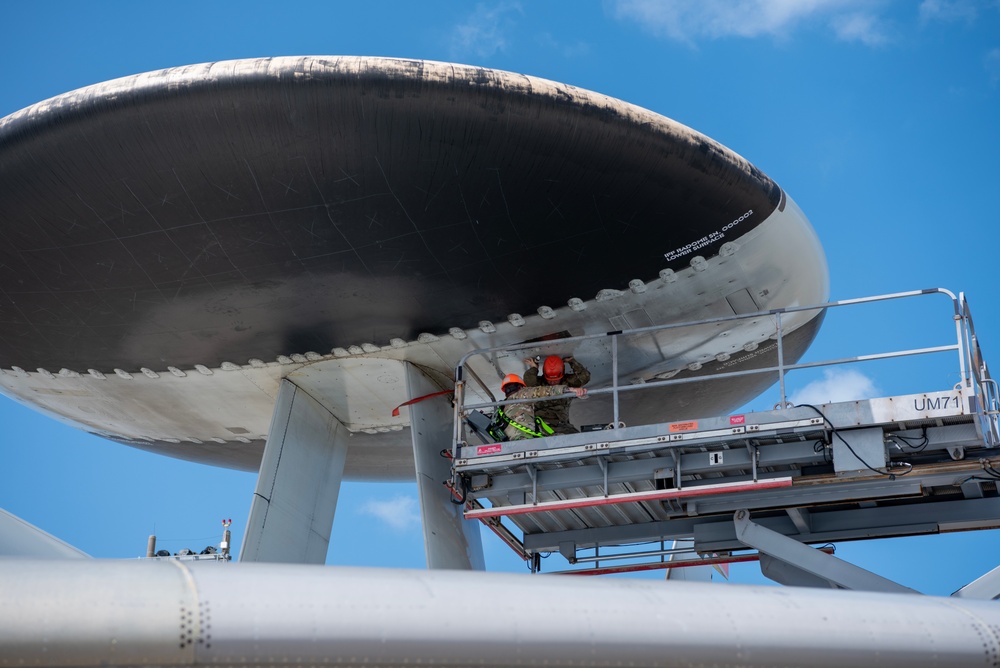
[546,384,568,397]
[523,367,540,387]
[525,384,567,399]
[565,358,591,387]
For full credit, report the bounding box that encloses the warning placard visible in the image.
[669,421,698,433]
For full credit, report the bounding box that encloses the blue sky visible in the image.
[1,0,999,594]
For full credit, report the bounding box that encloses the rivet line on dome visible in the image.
[1,275,677,382]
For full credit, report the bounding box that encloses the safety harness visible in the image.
[494,408,554,439]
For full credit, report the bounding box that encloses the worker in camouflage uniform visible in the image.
[523,355,591,435]
[497,374,587,440]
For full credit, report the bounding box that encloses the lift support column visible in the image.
[734,509,917,593]
[240,379,348,564]
[404,363,485,570]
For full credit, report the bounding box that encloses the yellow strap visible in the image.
[496,408,543,437]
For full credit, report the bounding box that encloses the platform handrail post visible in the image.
[776,312,787,407]
[955,295,970,390]
[452,378,465,485]
[960,293,1000,446]
[612,333,620,430]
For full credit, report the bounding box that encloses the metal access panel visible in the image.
[832,427,886,476]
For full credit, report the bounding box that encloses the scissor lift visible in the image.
[450,289,1000,591]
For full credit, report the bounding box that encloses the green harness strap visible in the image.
[536,417,554,435]
[495,408,553,438]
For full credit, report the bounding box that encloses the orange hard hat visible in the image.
[501,373,525,393]
[542,355,565,381]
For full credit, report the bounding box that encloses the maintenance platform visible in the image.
[450,289,1000,592]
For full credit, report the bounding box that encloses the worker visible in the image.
[496,373,586,440]
[523,355,591,434]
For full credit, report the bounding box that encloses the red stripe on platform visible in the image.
[464,477,793,520]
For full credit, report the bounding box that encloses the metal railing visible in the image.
[961,292,1000,446]
[451,288,999,461]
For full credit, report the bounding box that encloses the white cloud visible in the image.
[831,12,890,46]
[611,0,890,47]
[361,495,421,531]
[450,2,523,60]
[789,368,880,406]
[918,0,980,24]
